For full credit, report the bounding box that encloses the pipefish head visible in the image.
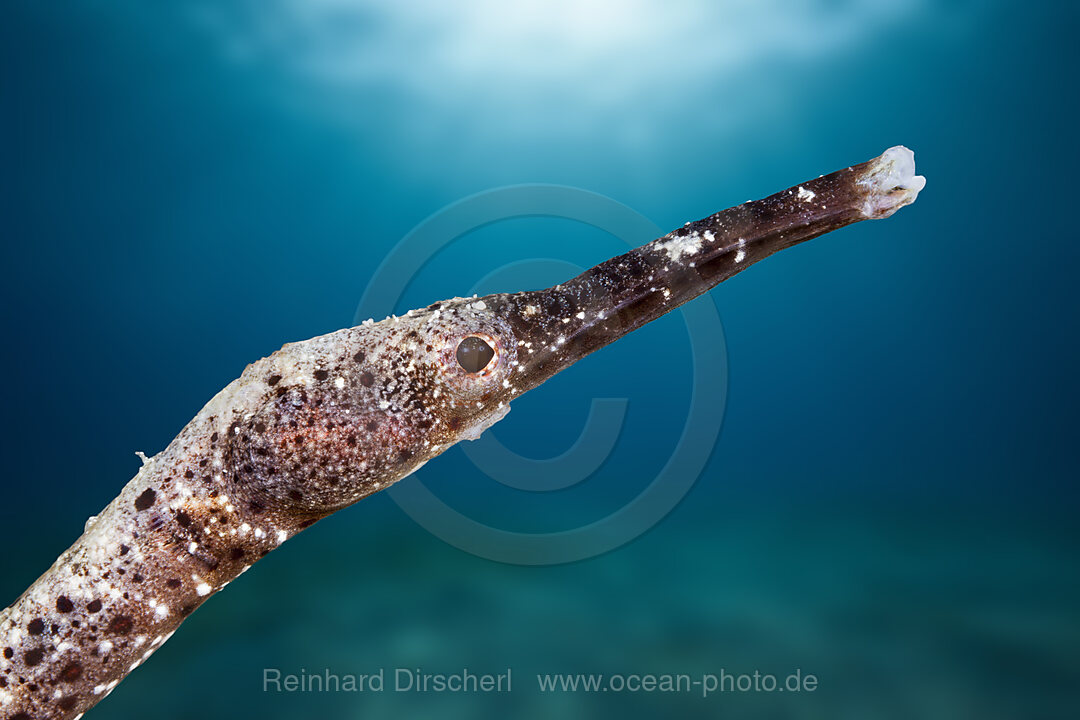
[228,146,923,524]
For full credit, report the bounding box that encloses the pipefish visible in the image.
[0,146,924,719]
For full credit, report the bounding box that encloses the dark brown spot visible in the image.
[2,647,12,659]
[346,435,357,446]
[184,470,194,479]
[27,618,45,636]
[179,603,196,617]
[176,511,191,527]
[23,648,44,666]
[0,676,7,687]
[313,369,329,381]
[267,374,282,386]
[59,661,83,682]
[86,599,102,614]
[132,573,144,583]
[166,578,182,588]
[59,695,80,711]
[288,489,303,501]
[353,351,365,363]
[229,548,245,561]
[118,544,130,556]
[416,418,433,429]
[254,422,266,434]
[359,372,374,387]
[107,615,134,635]
[398,450,413,462]
[9,712,30,720]
[448,417,463,431]
[134,488,156,511]
[365,420,379,432]
[249,500,265,514]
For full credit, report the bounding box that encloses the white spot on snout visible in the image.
[655,232,702,261]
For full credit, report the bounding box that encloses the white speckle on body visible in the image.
[655,232,703,261]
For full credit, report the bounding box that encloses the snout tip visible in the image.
[857,145,926,219]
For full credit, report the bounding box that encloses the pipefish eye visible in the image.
[455,335,496,374]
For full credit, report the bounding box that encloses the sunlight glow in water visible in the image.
[189,0,928,115]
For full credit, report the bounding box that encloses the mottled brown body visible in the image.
[0,147,923,719]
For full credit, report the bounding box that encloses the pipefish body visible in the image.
[0,147,924,719]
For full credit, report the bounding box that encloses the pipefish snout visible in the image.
[0,147,924,720]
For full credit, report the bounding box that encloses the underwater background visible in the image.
[2,1,1077,718]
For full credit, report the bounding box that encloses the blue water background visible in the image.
[1,1,1077,718]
